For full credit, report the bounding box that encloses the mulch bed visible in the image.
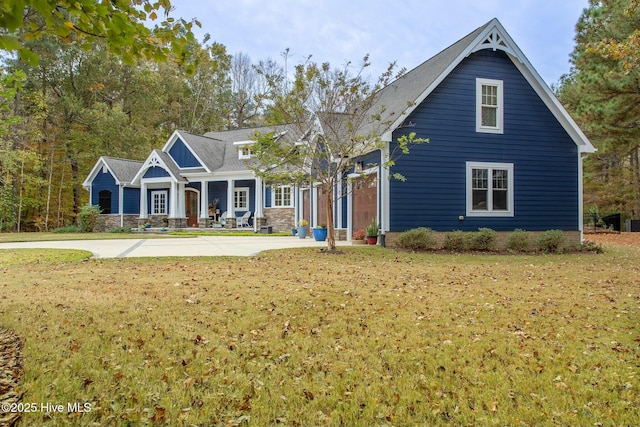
[0,327,22,427]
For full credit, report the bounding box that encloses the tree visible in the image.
[0,0,200,69]
[557,0,640,217]
[249,57,426,251]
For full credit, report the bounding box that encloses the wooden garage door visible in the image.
[353,175,377,232]
[317,186,328,227]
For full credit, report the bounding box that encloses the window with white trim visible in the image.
[234,187,249,209]
[151,190,168,215]
[238,146,253,159]
[466,162,513,217]
[272,186,292,207]
[476,78,503,134]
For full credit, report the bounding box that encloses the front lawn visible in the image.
[1,246,638,426]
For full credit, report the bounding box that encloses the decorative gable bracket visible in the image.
[469,27,519,61]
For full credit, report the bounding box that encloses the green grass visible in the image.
[0,246,638,426]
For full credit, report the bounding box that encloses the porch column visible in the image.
[380,143,390,234]
[346,180,353,242]
[119,184,125,227]
[140,182,148,219]
[312,185,318,228]
[255,177,264,218]
[200,180,209,219]
[177,182,186,218]
[336,171,343,229]
[227,179,235,218]
[169,181,178,218]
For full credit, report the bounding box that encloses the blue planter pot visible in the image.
[298,226,307,239]
[312,228,327,241]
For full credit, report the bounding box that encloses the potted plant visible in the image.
[352,228,366,245]
[297,219,309,239]
[312,224,327,241]
[366,219,378,245]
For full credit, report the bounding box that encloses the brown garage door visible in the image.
[353,175,377,232]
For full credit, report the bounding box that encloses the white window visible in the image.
[272,186,292,207]
[234,187,249,209]
[151,190,168,215]
[238,145,253,159]
[466,162,513,217]
[476,78,503,134]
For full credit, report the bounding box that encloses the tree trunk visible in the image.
[632,145,640,218]
[325,182,336,251]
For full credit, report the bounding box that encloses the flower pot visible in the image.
[312,228,327,241]
[298,226,307,239]
[366,236,378,245]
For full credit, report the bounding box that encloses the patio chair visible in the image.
[216,211,227,227]
[236,211,252,228]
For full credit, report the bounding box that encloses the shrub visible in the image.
[109,226,132,234]
[352,229,366,240]
[444,230,469,251]
[506,229,531,252]
[52,225,82,233]
[77,204,102,232]
[396,227,438,250]
[538,229,565,253]
[469,228,497,251]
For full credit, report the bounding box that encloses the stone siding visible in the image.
[264,208,295,233]
[95,214,139,232]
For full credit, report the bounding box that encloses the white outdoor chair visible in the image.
[236,211,252,228]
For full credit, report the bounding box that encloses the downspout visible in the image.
[380,143,391,243]
[578,152,587,243]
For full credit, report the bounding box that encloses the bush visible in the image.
[352,229,366,240]
[444,230,469,251]
[396,227,438,250]
[506,229,531,252]
[77,204,101,232]
[52,225,82,233]
[109,226,132,234]
[469,228,497,251]
[538,229,565,253]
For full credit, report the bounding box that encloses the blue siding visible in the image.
[208,181,228,212]
[169,138,201,168]
[123,187,140,214]
[143,166,170,178]
[265,186,272,207]
[91,168,119,214]
[390,50,579,232]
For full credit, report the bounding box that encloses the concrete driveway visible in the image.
[0,235,350,258]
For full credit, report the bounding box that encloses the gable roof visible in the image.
[82,156,143,188]
[131,149,187,185]
[371,18,595,154]
[164,130,225,172]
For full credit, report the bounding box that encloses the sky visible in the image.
[171,0,589,87]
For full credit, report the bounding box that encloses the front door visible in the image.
[186,190,199,227]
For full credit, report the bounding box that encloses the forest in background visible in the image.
[0,0,638,231]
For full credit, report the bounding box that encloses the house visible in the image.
[84,18,595,243]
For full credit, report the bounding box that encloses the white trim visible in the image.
[381,143,391,234]
[272,185,293,208]
[476,78,503,134]
[466,161,514,217]
[381,18,595,153]
[131,151,183,185]
[234,187,249,210]
[151,190,168,215]
[162,130,210,172]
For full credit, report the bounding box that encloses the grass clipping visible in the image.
[0,246,638,426]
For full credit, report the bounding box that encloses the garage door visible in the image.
[352,175,377,232]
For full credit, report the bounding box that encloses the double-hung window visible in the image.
[151,190,168,215]
[476,78,503,134]
[466,162,513,217]
[272,186,292,207]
